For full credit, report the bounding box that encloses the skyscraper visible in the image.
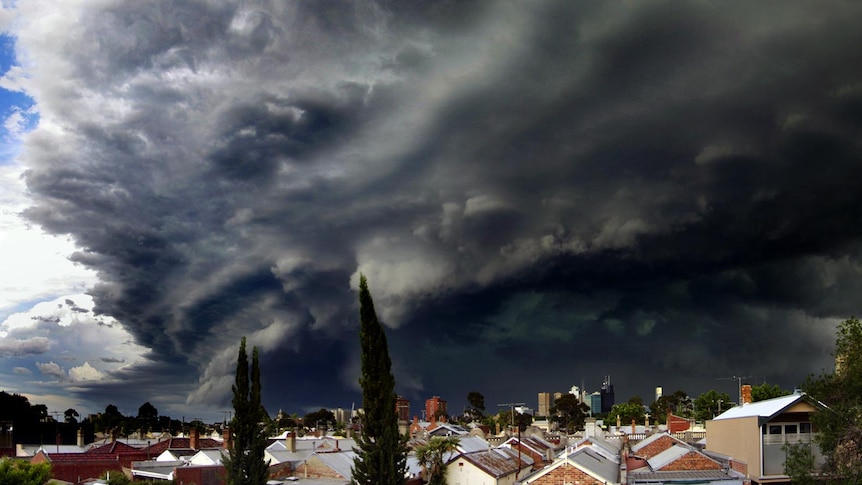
[538,392,553,417]
[425,396,447,420]
[396,395,410,422]
[600,375,615,413]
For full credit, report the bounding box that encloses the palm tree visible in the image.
[414,436,460,485]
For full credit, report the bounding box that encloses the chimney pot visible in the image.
[742,384,753,405]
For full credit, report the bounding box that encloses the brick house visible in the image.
[520,441,620,485]
[627,431,747,484]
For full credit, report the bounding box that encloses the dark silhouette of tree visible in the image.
[64,408,79,424]
[223,337,269,485]
[466,392,485,422]
[352,275,408,485]
[552,394,589,432]
[304,409,335,430]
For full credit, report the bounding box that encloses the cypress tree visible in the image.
[224,337,269,485]
[352,275,408,485]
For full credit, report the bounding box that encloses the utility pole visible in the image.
[717,375,751,405]
[497,402,526,477]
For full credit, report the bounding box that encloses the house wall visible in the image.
[446,457,528,485]
[525,465,608,485]
[706,416,761,479]
[174,465,225,485]
[660,451,721,471]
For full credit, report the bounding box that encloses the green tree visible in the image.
[415,436,460,485]
[466,392,485,422]
[0,458,51,485]
[551,394,589,433]
[649,390,693,423]
[750,383,791,402]
[783,442,816,485]
[352,275,408,485]
[223,337,269,485]
[608,400,645,427]
[802,316,862,483]
[304,408,336,431]
[100,470,131,485]
[693,390,732,421]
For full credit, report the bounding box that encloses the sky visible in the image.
[2,1,862,424]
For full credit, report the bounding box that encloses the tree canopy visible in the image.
[0,458,51,485]
[551,394,589,432]
[352,275,408,485]
[223,337,269,485]
[693,390,732,422]
[802,316,862,482]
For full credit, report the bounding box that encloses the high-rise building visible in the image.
[600,375,615,413]
[425,396,447,420]
[589,392,602,416]
[335,408,348,425]
[538,392,553,417]
[655,386,663,403]
[396,395,410,422]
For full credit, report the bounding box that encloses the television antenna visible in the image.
[717,375,751,405]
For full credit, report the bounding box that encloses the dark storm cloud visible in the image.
[15,0,862,417]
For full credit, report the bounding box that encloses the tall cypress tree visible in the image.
[352,275,408,485]
[224,337,269,485]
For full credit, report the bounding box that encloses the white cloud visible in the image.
[68,362,106,382]
[35,361,66,381]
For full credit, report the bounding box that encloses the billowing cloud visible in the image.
[36,361,66,381]
[0,336,49,356]
[1,1,862,419]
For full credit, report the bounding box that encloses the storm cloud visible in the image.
[4,0,862,418]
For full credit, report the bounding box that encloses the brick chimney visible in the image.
[222,427,233,450]
[287,430,296,453]
[741,384,753,405]
[190,427,199,450]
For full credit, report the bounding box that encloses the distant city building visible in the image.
[600,375,615,413]
[589,392,602,416]
[426,396,447,420]
[655,386,663,403]
[537,392,553,417]
[553,392,563,402]
[569,385,580,398]
[396,396,410,422]
[514,405,533,416]
[335,408,348,425]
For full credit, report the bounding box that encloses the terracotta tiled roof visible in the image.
[87,441,143,454]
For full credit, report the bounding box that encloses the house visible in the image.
[626,431,746,484]
[445,447,533,485]
[499,434,561,469]
[293,450,356,482]
[705,386,826,484]
[519,441,620,485]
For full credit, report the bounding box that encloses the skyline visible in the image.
[2,1,862,422]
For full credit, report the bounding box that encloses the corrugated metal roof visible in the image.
[627,469,744,484]
[457,448,532,478]
[645,444,691,470]
[310,450,357,479]
[712,393,803,421]
[567,445,619,483]
[457,435,491,453]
